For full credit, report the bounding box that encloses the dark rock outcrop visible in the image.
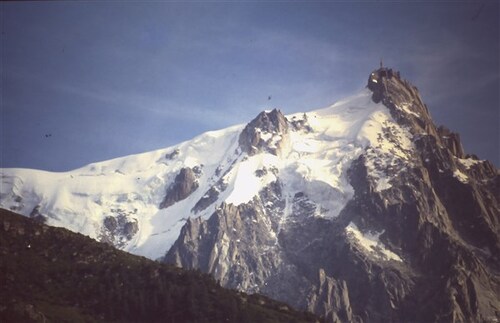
[100,212,138,247]
[165,148,180,160]
[239,109,290,156]
[192,177,229,214]
[345,68,500,322]
[160,167,199,209]
[437,125,465,158]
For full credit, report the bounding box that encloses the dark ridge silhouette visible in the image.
[0,208,321,323]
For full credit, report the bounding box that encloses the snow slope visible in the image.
[0,88,412,260]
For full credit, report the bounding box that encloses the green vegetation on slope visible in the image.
[0,208,320,323]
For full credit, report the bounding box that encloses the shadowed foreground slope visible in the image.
[0,208,320,323]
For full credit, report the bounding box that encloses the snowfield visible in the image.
[0,88,414,260]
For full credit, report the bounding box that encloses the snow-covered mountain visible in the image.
[0,86,402,259]
[1,68,499,322]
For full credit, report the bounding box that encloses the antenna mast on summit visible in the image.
[380,58,383,68]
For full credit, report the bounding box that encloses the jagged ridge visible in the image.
[1,68,498,322]
[166,68,500,322]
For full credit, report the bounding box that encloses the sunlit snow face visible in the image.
[0,88,414,260]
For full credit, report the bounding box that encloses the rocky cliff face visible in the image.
[160,167,200,209]
[238,109,290,157]
[165,68,499,322]
[1,67,497,322]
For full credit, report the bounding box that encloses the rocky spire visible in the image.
[238,109,290,156]
[164,68,499,322]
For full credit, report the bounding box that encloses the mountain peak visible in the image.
[1,69,498,323]
[238,108,290,156]
[367,67,400,99]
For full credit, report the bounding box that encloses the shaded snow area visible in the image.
[0,125,244,259]
[224,154,278,205]
[0,88,414,260]
[360,115,414,192]
[345,222,403,262]
[282,89,388,218]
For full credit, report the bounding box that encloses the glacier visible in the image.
[0,88,411,260]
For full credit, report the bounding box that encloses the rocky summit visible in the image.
[1,68,498,322]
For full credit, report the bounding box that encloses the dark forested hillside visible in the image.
[0,208,320,323]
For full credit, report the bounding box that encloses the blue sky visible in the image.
[1,1,498,171]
